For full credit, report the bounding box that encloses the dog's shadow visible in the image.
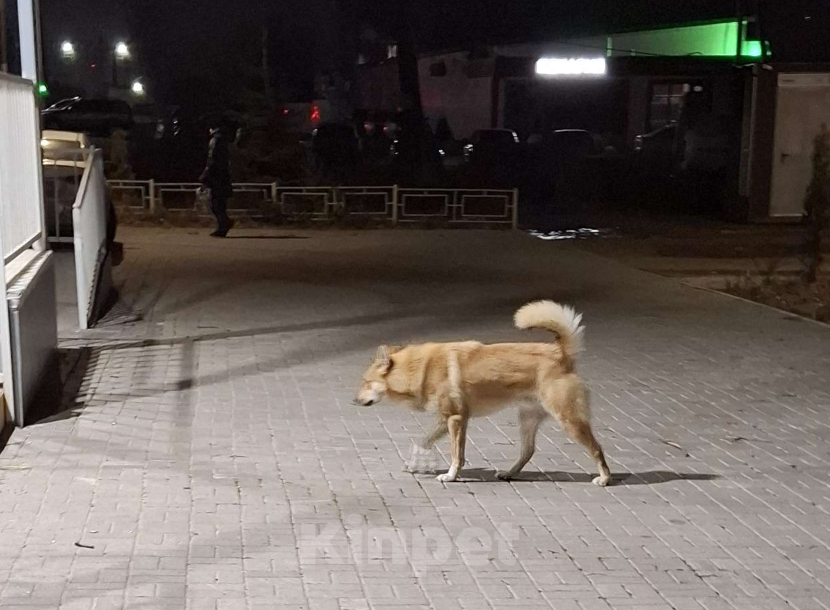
[428,469,719,485]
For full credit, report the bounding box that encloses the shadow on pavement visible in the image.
[224,235,310,240]
[22,347,92,427]
[443,468,720,485]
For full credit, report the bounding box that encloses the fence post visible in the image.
[511,187,519,230]
[271,182,278,215]
[391,184,399,225]
[148,179,156,216]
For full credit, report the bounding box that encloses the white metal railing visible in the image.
[154,182,203,212]
[337,186,397,219]
[106,181,518,227]
[397,188,518,224]
[106,179,156,214]
[72,150,109,330]
[0,73,45,265]
[274,185,334,218]
[108,181,280,215]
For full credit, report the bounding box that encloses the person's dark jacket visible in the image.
[199,130,233,198]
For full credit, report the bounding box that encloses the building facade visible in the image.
[412,18,830,222]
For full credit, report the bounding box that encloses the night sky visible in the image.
[36,0,830,110]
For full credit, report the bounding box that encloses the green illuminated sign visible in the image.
[742,40,764,58]
[607,20,768,60]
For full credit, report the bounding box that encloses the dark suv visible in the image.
[463,129,521,166]
[311,123,360,177]
[42,98,134,135]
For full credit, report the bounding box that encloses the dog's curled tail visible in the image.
[514,300,584,356]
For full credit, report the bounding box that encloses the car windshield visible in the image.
[46,99,77,111]
[551,131,594,154]
[476,130,517,145]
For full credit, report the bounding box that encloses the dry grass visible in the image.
[725,275,830,322]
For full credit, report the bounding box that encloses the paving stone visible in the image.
[2,227,829,610]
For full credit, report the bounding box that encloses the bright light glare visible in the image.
[115,42,131,59]
[61,41,76,58]
[131,80,145,95]
[535,57,607,76]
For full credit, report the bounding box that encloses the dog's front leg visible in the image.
[406,420,447,473]
[437,414,467,482]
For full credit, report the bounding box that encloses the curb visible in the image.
[681,279,830,330]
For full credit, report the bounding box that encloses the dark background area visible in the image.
[26,0,830,113]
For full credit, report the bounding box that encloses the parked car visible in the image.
[552,129,598,157]
[632,119,731,175]
[42,97,134,136]
[154,106,198,140]
[438,139,467,170]
[680,114,734,174]
[633,123,678,169]
[355,114,395,166]
[311,123,360,179]
[529,129,608,163]
[463,129,521,166]
[523,128,623,206]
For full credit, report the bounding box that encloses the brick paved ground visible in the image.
[2,226,830,610]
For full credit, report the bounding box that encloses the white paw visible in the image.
[496,470,514,481]
[436,473,457,483]
[592,475,612,487]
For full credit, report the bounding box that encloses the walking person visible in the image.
[199,119,235,237]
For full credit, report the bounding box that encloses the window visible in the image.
[648,82,688,130]
[429,61,447,77]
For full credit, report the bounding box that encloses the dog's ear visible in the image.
[375,345,398,373]
[376,345,391,365]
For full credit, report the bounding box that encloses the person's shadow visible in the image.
[429,469,719,485]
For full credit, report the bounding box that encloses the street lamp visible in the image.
[60,40,76,60]
[112,41,131,86]
[114,41,130,60]
[130,79,145,96]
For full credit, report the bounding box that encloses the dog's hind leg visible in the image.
[540,375,612,487]
[497,406,546,480]
[562,418,612,487]
[420,419,449,449]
